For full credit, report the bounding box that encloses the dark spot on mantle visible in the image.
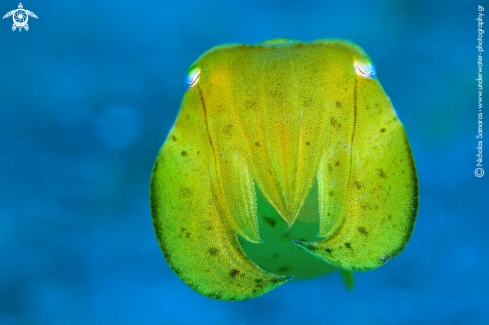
[180,187,192,197]
[345,242,352,250]
[380,128,386,133]
[223,124,233,137]
[209,247,219,256]
[254,279,264,289]
[358,226,368,236]
[306,141,311,146]
[377,168,387,178]
[171,136,177,141]
[330,117,342,129]
[181,151,188,157]
[255,141,260,147]
[279,266,289,272]
[208,292,223,300]
[229,269,240,278]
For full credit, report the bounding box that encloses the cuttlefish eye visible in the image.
[186,67,201,88]
[354,61,376,79]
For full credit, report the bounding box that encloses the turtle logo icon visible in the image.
[3,3,37,32]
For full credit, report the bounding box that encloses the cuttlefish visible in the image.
[150,39,419,301]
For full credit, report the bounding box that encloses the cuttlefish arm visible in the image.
[150,81,292,301]
[293,60,419,271]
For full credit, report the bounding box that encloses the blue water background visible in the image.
[1,0,487,324]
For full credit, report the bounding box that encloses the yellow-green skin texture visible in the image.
[150,39,419,301]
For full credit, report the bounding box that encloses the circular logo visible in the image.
[475,168,484,177]
[13,9,27,27]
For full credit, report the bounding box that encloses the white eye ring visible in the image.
[354,61,376,79]
[187,67,201,88]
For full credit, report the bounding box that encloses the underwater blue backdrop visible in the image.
[0,0,487,324]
